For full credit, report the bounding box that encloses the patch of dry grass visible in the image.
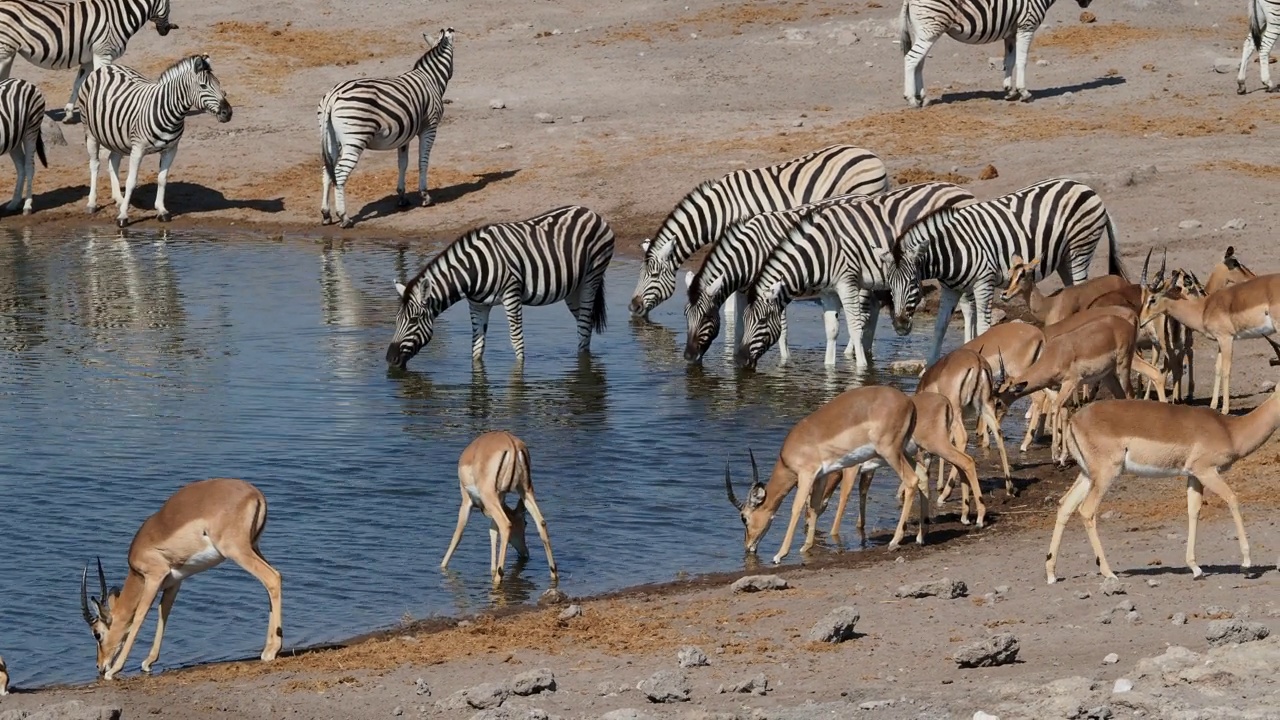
[895,167,972,185]
[595,0,816,44]
[1199,160,1280,179]
[1036,22,1168,53]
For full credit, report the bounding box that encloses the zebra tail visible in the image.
[898,0,913,56]
[35,133,47,168]
[321,110,339,183]
[1249,0,1264,49]
[590,279,608,334]
[1104,215,1129,281]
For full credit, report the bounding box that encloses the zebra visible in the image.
[627,144,889,320]
[1238,0,1279,93]
[386,205,615,369]
[735,182,977,370]
[0,78,66,214]
[899,0,1091,107]
[78,53,232,228]
[0,0,175,123]
[885,178,1126,364]
[681,193,871,366]
[318,28,454,229]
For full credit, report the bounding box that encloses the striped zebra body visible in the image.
[318,28,454,229]
[628,144,888,318]
[387,205,615,368]
[0,0,174,121]
[78,54,232,227]
[736,182,977,370]
[1239,0,1280,93]
[0,78,64,214]
[890,178,1125,364]
[682,194,870,365]
[899,0,1089,107]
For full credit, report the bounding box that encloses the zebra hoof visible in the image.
[1268,85,1279,93]
[22,207,32,216]
[116,218,128,229]
[1003,90,1020,101]
[87,204,98,215]
[905,96,922,109]
[396,195,411,208]
[1237,82,1248,95]
[339,217,354,229]
[1018,90,1033,102]
[156,211,171,223]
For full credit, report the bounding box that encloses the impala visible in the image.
[724,385,930,565]
[442,431,557,585]
[1046,386,1279,583]
[957,321,1047,455]
[1198,246,1280,369]
[1002,255,1129,325]
[1141,274,1280,415]
[918,347,1013,496]
[80,478,282,680]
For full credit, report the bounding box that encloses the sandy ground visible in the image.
[4,0,1280,716]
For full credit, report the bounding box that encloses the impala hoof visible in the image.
[141,661,154,673]
[260,648,279,662]
[1046,575,1058,585]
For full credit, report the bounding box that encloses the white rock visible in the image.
[489,99,506,109]
[496,142,513,150]
[534,113,555,124]
[1177,219,1202,230]
[1103,653,1119,664]
[1213,57,1239,73]
[569,115,585,124]
[1223,218,1248,230]
[1113,678,1133,693]
[974,712,1001,720]
[1035,58,1050,66]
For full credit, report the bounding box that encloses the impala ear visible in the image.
[1028,257,1041,268]
[395,281,407,299]
[747,484,767,509]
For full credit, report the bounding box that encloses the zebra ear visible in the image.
[704,275,725,297]
[193,54,211,72]
[765,280,784,302]
[640,238,651,254]
[873,246,893,266]
[653,241,675,264]
[395,281,407,299]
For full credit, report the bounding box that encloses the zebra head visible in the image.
[881,247,922,336]
[684,270,724,363]
[149,0,177,36]
[387,278,437,369]
[735,281,786,370]
[178,55,232,123]
[629,238,676,318]
[415,28,456,91]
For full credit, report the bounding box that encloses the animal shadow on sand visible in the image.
[350,168,520,226]
[933,75,1125,106]
[1121,563,1273,580]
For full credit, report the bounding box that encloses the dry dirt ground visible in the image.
[4,0,1280,716]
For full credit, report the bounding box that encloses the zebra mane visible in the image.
[400,229,474,303]
[158,54,211,84]
[649,179,721,261]
[414,27,455,84]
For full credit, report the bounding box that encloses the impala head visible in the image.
[149,0,176,35]
[1170,268,1205,297]
[1139,247,1168,291]
[181,55,232,123]
[1139,284,1185,329]
[683,270,724,362]
[1001,255,1040,302]
[387,277,437,369]
[734,281,786,370]
[81,558,124,675]
[725,450,772,552]
[629,238,676,318]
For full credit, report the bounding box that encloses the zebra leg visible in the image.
[85,135,101,214]
[1002,36,1016,93]
[1238,32,1257,94]
[568,279,601,352]
[396,145,410,207]
[333,144,363,228]
[503,291,527,362]
[418,128,436,206]
[958,291,976,343]
[64,63,92,124]
[930,286,961,364]
[116,146,145,228]
[152,146,178,222]
[821,293,840,366]
[106,153,124,208]
[1011,29,1035,102]
[320,163,332,225]
[778,307,790,366]
[902,24,941,107]
[839,286,872,369]
[6,148,23,213]
[724,291,739,351]
[1261,27,1280,92]
[468,300,492,362]
[973,281,995,337]
[857,293,881,364]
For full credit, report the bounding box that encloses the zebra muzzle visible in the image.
[155,21,177,35]
[216,102,233,123]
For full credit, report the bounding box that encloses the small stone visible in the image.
[1126,611,1141,624]
[860,699,896,710]
[807,606,861,643]
[1146,579,1161,588]
[1100,577,1128,596]
[596,681,629,697]
[792,119,804,128]
[887,359,926,375]
[954,633,1020,668]
[1171,612,1187,625]
[730,575,789,593]
[994,585,1010,596]
[534,112,555,124]
[1115,599,1135,613]
[496,142,513,150]
[1086,707,1114,720]
[538,588,569,605]
[601,711,655,720]
[638,669,690,703]
[510,668,556,696]
[895,578,968,599]
[978,164,999,180]
[569,115,585,124]
[1080,10,1097,22]
[1076,591,1092,600]
[458,619,474,628]
[551,28,562,35]
[1223,218,1248,230]
[489,99,506,109]
[7,703,124,720]
[1035,58,1049,66]
[1206,618,1270,647]
[558,604,582,620]
[1102,653,1119,665]
[1112,678,1132,694]
[1204,605,1233,619]
[1097,612,1113,625]
[727,672,769,695]
[974,712,1000,720]
[415,678,432,696]
[783,28,813,42]
[392,707,403,717]
[438,683,509,711]
[677,646,708,668]
[895,556,905,564]
[1177,219,1202,230]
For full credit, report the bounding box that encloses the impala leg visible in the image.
[1075,479,1116,580]
[519,491,558,581]
[1046,473,1092,584]
[856,469,872,537]
[1210,345,1224,412]
[488,506,514,585]
[803,470,829,553]
[141,583,180,673]
[828,468,857,538]
[982,398,1013,494]
[886,451,925,549]
[938,442,983,528]
[772,469,818,564]
[1220,338,1234,415]
[224,542,284,661]
[441,488,473,570]
[1193,468,1251,574]
[103,578,162,680]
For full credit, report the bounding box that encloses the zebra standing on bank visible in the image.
[0,0,176,123]
[899,0,1091,107]
[318,28,454,229]
[628,145,889,320]
[681,194,871,365]
[386,205,615,369]
[735,183,977,370]
[1238,0,1279,93]
[884,178,1126,364]
[78,53,232,228]
[0,78,65,214]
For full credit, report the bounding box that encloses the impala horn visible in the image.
[997,349,1009,385]
[724,460,743,511]
[1140,247,1152,287]
[748,447,762,491]
[96,557,108,604]
[1158,248,1167,285]
[80,564,93,625]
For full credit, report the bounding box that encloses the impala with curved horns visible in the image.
[80,478,283,680]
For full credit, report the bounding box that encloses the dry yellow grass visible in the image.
[1199,160,1280,179]
[1036,22,1168,53]
[895,167,972,185]
[595,0,815,43]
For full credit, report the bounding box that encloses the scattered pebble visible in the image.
[1100,577,1128,596]
[1146,579,1161,588]
[511,668,556,696]
[1103,653,1119,665]
[1172,612,1188,626]
[1177,219,1203,230]
[496,142,513,150]
[1223,218,1248,230]
[724,672,769,695]
[534,112,555,124]
[1206,619,1271,647]
[1076,591,1092,600]
[860,699,896,710]
[1205,605,1234,619]
[1126,611,1142,624]
[994,585,1010,596]
[1112,678,1133,694]
[1035,58,1049,66]
[974,711,1000,720]
[538,588,569,605]
[569,115,585,124]
[731,575,790,593]
[978,164,999,180]
[637,669,690,704]
[954,633,1020,668]
[415,678,431,696]
[392,707,403,717]
[895,578,968,599]
[1115,600,1135,613]
[677,646,709,668]
[1080,10,1097,22]
[808,606,861,643]
[792,119,804,128]
[558,604,582,620]
[489,99,506,109]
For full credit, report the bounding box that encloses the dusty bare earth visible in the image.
[3,0,1280,717]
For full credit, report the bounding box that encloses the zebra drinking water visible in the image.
[78,53,232,228]
[1238,0,1279,93]
[735,182,977,370]
[899,0,1090,107]
[386,205,615,369]
[628,145,888,320]
[0,78,65,214]
[885,178,1126,364]
[0,0,176,123]
[318,28,454,229]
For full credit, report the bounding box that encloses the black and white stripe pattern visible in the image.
[78,53,232,227]
[682,194,870,366]
[0,78,64,214]
[0,0,175,121]
[887,178,1125,363]
[318,28,454,229]
[735,182,976,370]
[627,145,888,318]
[899,0,1090,107]
[386,205,615,368]
[1238,0,1279,93]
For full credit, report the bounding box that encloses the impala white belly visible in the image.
[818,444,877,475]
[464,484,484,507]
[1122,451,1185,478]
[170,540,225,582]
[1237,312,1275,340]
